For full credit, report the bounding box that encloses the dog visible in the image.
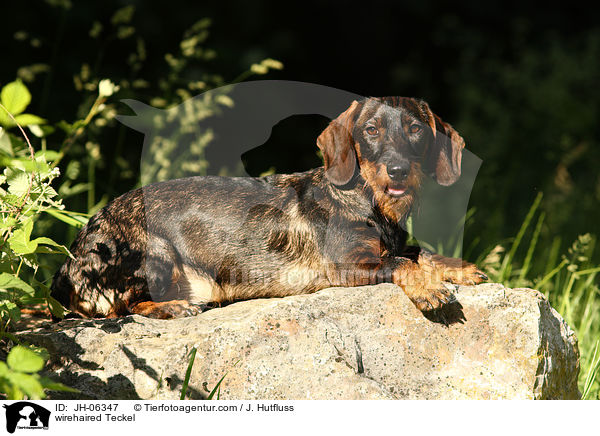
[51,96,487,319]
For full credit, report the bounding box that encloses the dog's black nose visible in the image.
[387,164,410,181]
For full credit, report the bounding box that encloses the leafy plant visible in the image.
[0,345,76,400]
[0,80,46,128]
[0,79,89,399]
[0,80,73,327]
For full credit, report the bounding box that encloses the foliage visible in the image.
[0,79,75,328]
[0,77,92,399]
[478,194,600,399]
[0,345,77,400]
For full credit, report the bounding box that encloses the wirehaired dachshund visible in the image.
[51,96,487,319]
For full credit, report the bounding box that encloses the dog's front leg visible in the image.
[326,255,457,311]
[323,234,486,311]
[385,250,487,311]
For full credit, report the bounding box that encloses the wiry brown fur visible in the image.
[51,97,486,319]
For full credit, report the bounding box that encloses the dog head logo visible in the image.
[3,402,51,433]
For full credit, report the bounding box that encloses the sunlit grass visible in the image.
[476,193,600,399]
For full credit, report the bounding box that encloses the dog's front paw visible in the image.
[419,253,487,287]
[441,261,488,286]
[401,282,457,312]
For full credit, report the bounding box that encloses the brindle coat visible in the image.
[51,97,487,319]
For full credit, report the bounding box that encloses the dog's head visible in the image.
[317,97,465,219]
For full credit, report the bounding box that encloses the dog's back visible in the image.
[51,171,340,318]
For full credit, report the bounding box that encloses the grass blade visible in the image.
[518,211,545,283]
[180,346,197,400]
[499,192,543,282]
[207,373,228,400]
[583,340,600,399]
[543,236,562,277]
[535,259,568,290]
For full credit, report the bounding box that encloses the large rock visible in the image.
[20,283,580,399]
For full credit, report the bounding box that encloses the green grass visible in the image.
[180,346,235,400]
[475,193,600,399]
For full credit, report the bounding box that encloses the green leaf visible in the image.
[0,193,22,207]
[2,382,24,400]
[6,345,45,373]
[18,296,47,307]
[28,124,44,138]
[0,111,12,127]
[6,170,30,196]
[0,273,35,295]
[0,301,21,321]
[0,80,31,116]
[7,220,70,257]
[7,372,45,399]
[1,195,22,210]
[65,160,81,179]
[8,219,36,255]
[0,216,18,231]
[56,120,73,133]
[56,119,85,134]
[45,208,89,228]
[0,128,14,155]
[47,296,65,319]
[14,113,46,126]
[37,125,56,137]
[35,150,60,161]
[0,361,8,376]
[33,237,72,257]
[28,345,50,362]
[33,246,59,255]
[21,157,50,173]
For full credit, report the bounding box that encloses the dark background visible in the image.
[2,0,599,264]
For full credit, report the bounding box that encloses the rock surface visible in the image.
[20,283,580,399]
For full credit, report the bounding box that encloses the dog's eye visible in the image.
[409,123,422,134]
[366,126,379,136]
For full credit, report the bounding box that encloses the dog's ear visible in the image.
[421,101,465,186]
[317,100,361,186]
